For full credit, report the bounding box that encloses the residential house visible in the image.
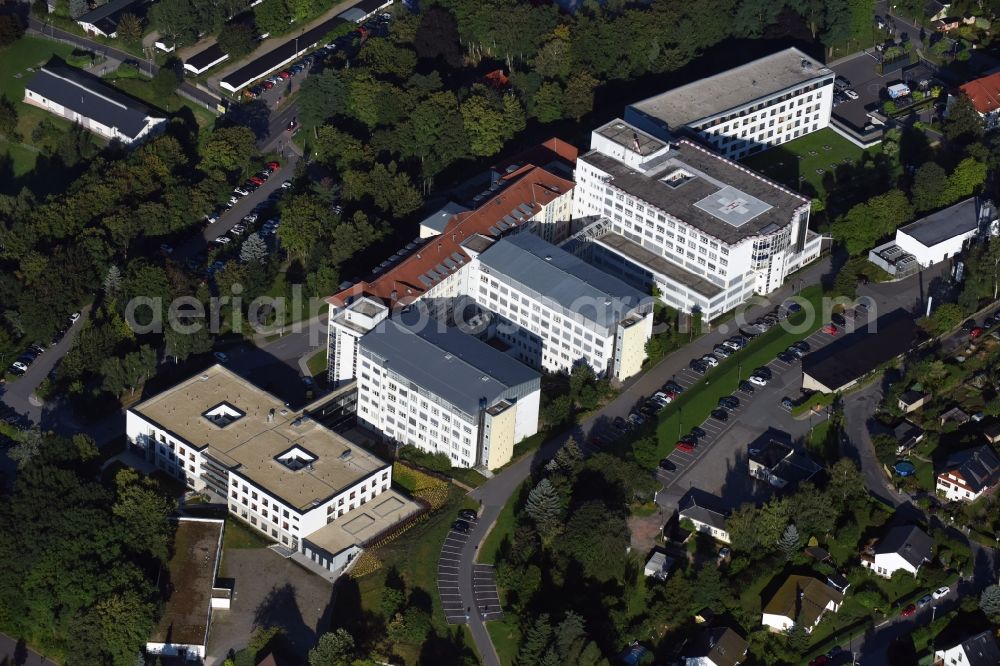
[898,390,929,414]
[761,575,843,633]
[941,406,971,427]
[982,422,1000,445]
[860,525,933,578]
[644,550,675,580]
[23,66,167,146]
[747,439,821,488]
[893,419,925,455]
[678,490,731,544]
[683,627,748,666]
[76,0,149,38]
[933,630,1000,666]
[932,17,961,31]
[936,445,1000,502]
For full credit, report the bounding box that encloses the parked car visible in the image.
[267,161,281,171]
[214,236,231,244]
[781,397,794,411]
[676,441,695,453]
[752,366,772,380]
[917,594,933,608]
[777,351,797,364]
[653,391,673,405]
[689,360,708,374]
[659,458,676,471]
[792,340,811,353]
[738,380,755,394]
[663,381,684,394]
[748,374,768,387]
[984,315,997,328]
[822,323,838,335]
[900,604,916,617]
[713,345,732,359]
[628,412,645,426]
[970,326,984,339]
[281,180,293,189]
[710,408,729,422]
[213,351,229,363]
[962,319,977,332]
[701,355,719,368]
[50,328,67,346]
[932,586,950,600]
[718,395,740,411]
[458,509,478,522]
[844,89,859,100]
[451,519,470,534]
[832,313,846,326]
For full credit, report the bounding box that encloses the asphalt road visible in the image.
[0,632,57,666]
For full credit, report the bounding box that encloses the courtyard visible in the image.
[741,128,873,198]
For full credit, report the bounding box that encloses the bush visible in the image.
[398,444,451,472]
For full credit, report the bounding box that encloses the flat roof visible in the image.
[304,489,421,554]
[26,66,161,140]
[628,47,831,129]
[478,233,651,329]
[221,15,350,90]
[359,316,540,415]
[131,366,387,510]
[595,231,725,298]
[802,310,918,391]
[580,136,807,246]
[419,201,470,235]
[185,44,229,73]
[149,518,223,647]
[898,197,982,247]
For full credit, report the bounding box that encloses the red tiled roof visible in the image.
[959,72,1000,114]
[329,163,574,309]
[491,137,578,176]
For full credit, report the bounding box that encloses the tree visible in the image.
[240,232,269,264]
[151,67,180,100]
[541,394,572,427]
[278,194,333,260]
[254,0,292,36]
[563,71,599,121]
[516,614,553,666]
[942,157,987,204]
[0,16,24,49]
[531,81,564,123]
[980,584,1000,619]
[826,458,867,508]
[0,94,19,142]
[113,468,175,562]
[524,478,562,538]
[777,523,801,560]
[911,162,947,212]
[461,92,507,157]
[218,22,256,59]
[920,302,963,336]
[201,126,258,175]
[308,628,355,666]
[164,325,213,363]
[414,6,463,68]
[380,586,404,619]
[558,501,629,581]
[550,438,583,474]
[871,433,898,464]
[116,12,143,43]
[831,189,914,255]
[943,95,984,144]
[102,345,157,396]
[103,264,122,296]
[358,39,418,80]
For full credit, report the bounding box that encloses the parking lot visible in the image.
[829,51,884,130]
[437,524,469,624]
[651,306,873,504]
[472,564,503,621]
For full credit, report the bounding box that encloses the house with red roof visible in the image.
[957,71,1000,128]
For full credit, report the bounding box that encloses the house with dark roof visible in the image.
[683,626,748,666]
[802,309,919,394]
[898,389,929,414]
[893,419,925,455]
[76,0,150,39]
[933,630,1000,666]
[678,490,731,544]
[761,575,843,633]
[747,439,821,488]
[23,66,166,146]
[937,445,1000,502]
[983,421,1000,445]
[861,525,934,578]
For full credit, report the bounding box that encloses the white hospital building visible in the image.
[624,47,834,160]
[569,119,821,320]
[126,365,420,577]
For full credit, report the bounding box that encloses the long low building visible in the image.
[24,65,167,146]
[126,365,418,576]
[76,0,150,39]
[801,310,919,393]
[219,0,393,93]
[355,312,541,469]
[184,43,229,76]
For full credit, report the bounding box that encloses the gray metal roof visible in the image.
[898,197,983,247]
[358,318,539,415]
[874,525,933,569]
[579,139,806,246]
[592,231,724,298]
[417,201,468,235]
[627,47,831,129]
[26,66,161,140]
[477,233,650,329]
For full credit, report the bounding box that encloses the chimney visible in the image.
[632,132,641,154]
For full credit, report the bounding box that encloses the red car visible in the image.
[267,161,280,171]
[279,71,291,79]
[676,441,695,453]
[970,327,984,339]
[900,604,916,617]
[249,176,264,185]
[262,80,274,90]
[823,323,838,335]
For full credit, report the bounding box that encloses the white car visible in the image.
[281,180,293,189]
[844,89,859,100]
[653,391,672,404]
[243,213,258,224]
[227,196,239,206]
[234,187,249,196]
[932,586,950,600]
[69,312,81,324]
[748,374,768,387]
[206,213,220,224]
[11,361,28,372]
[701,355,719,368]
[214,236,231,244]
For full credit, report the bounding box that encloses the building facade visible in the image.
[624,48,834,160]
[471,233,653,381]
[126,366,407,576]
[355,316,541,469]
[936,445,1000,502]
[571,119,820,320]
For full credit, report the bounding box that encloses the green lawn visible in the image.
[741,128,874,198]
[653,286,826,459]
[478,482,523,564]
[104,75,216,128]
[223,517,271,549]
[487,617,521,666]
[306,348,327,377]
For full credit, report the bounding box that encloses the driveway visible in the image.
[208,547,334,666]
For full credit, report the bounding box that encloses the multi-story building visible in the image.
[936,445,1000,502]
[624,47,834,160]
[470,232,653,381]
[126,365,419,576]
[570,119,820,320]
[355,315,541,469]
